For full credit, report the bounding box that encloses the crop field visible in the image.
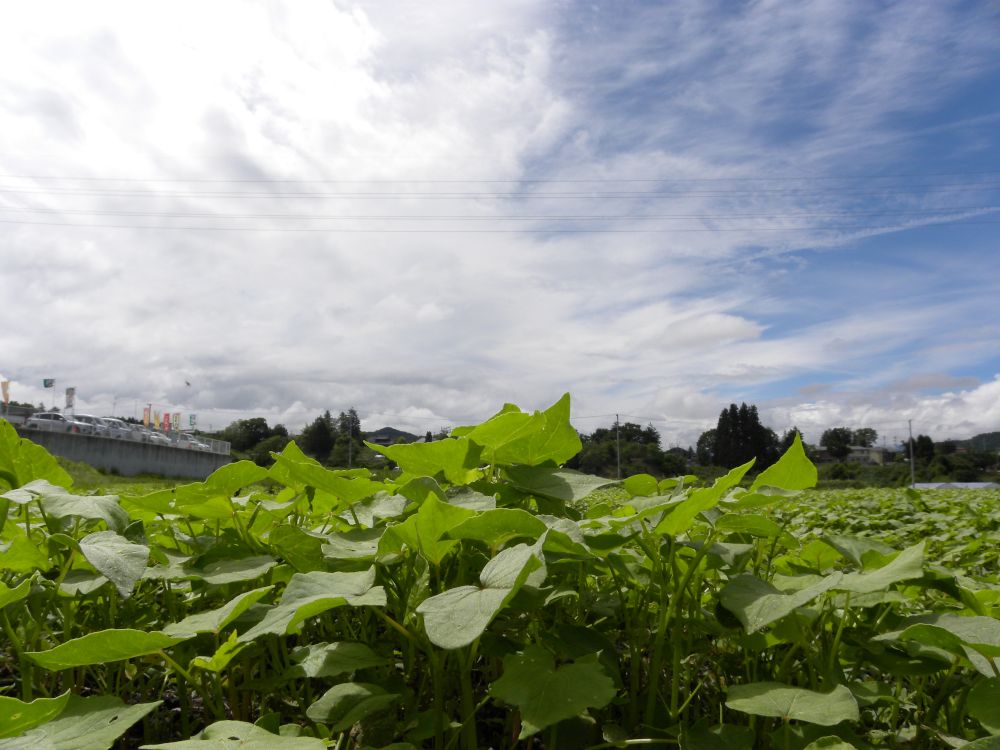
[1,396,998,750]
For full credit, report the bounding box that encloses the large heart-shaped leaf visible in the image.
[142,720,325,749]
[417,541,545,649]
[726,683,858,726]
[490,646,615,737]
[719,573,842,633]
[77,531,149,597]
[27,630,189,670]
[0,692,70,739]
[305,683,399,732]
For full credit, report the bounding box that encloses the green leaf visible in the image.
[368,437,483,485]
[0,421,72,491]
[750,433,817,492]
[490,646,616,738]
[446,508,548,548]
[968,678,1000,735]
[322,528,383,562]
[27,629,189,670]
[77,531,149,597]
[39,488,129,534]
[623,473,659,498]
[268,525,328,573]
[716,514,795,544]
[269,453,385,506]
[141,720,326,749]
[0,692,70,739]
[194,555,278,586]
[0,578,31,609]
[31,695,160,750]
[463,393,582,467]
[190,631,252,673]
[205,461,270,495]
[655,460,754,537]
[880,615,1000,676]
[726,682,859,725]
[719,573,843,634]
[504,466,614,502]
[821,535,895,569]
[417,541,545,649]
[378,494,475,565]
[835,542,924,594]
[164,586,273,637]
[305,683,399,732]
[802,738,858,750]
[237,568,385,643]
[287,642,387,679]
[0,526,52,573]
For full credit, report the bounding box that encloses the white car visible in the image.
[175,433,210,450]
[73,414,111,437]
[24,412,94,434]
[101,417,137,439]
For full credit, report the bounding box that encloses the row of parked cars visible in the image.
[23,412,211,450]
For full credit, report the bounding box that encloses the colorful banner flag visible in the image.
[42,378,55,388]
[143,406,150,428]
[65,387,75,409]
[154,411,161,429]
[1,380,9,405]
[189,414,197,427]
[163,413,171,432]
[173,413,181,431]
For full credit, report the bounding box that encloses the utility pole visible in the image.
[615,413,621,480]
[908,419,916,488]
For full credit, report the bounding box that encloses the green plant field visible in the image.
[1,397,998,750]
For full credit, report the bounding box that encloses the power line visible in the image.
[1,205,997,220]
[3,168,1000,183]
[3,218,998,233]
[2,184,1000,199]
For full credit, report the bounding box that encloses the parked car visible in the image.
[73,414,111,437]
[146,430,173,446]
[175,433,210,451]
[101,417,137,439]
[24,412,94,434]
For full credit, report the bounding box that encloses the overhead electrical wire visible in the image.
[1,183,999,198]
[2,217,998,232]
[2,168,1000,183]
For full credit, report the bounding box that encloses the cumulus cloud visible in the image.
[1,1,998,446]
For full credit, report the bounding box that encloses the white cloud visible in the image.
[0,1,997,450]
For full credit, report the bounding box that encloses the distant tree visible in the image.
[713,403,778,468]
[337,409,362,441]
[271,424,289,438]
[821,427,854,461]
[907,434,935,463]
[696,429,717,465]
[299,411,336,460]
[852,428,878,447]
[219,417,273,452]
[248,434,291,467]
[568,420,679,478]
[780,426,804,454]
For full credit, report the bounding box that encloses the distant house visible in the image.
[845,445,894,465]
[364,426,420,447]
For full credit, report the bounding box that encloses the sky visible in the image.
[1,0,999,448]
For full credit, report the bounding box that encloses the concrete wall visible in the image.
[16,428,231,479]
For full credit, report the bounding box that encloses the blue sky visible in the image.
[0,0,998,446]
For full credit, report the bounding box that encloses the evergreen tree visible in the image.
[299,410,336,460]
[712,403,779,468]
